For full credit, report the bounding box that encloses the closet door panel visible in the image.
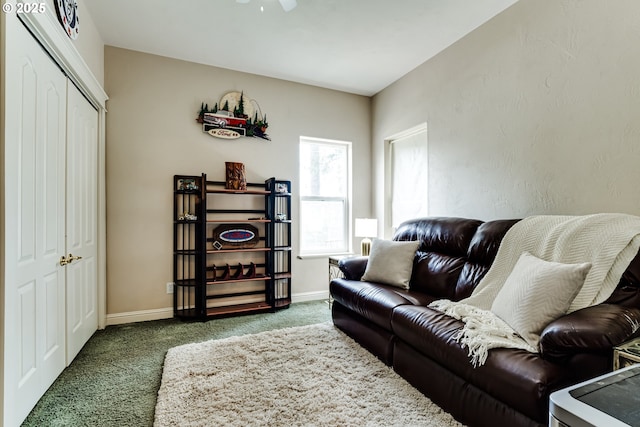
[18,281,37,381]
[15,58,39,391]
[17,61,37,264]
[4,20,67,427]
[66,82,99,362]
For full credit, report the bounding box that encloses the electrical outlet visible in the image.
[166,282,174,294]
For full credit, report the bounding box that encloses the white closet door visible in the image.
[4,21,67,426]
[65,83,99,361]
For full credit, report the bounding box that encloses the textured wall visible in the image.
[104,47,371,316]
[372,0,640,236]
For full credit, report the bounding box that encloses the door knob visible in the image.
[59,254,83,266]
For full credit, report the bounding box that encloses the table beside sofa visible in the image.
[549,364,640,426]
[330,216,640,427]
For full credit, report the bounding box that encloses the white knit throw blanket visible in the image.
[429,214,640,367]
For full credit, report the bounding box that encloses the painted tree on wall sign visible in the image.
[234,91,246,118]
[197,102,219,123]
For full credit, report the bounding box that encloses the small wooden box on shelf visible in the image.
[613,337,640,370]
[173,173,292,320]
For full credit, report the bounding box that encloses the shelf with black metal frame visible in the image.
[173,173,207,319]
[173,173,292,320]
[265,177,293,309]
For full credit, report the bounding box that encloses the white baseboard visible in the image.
[105,290,330,326]
[106,307,174,326]
[291,290,329,303]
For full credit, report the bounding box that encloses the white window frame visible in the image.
[299,136,352,257]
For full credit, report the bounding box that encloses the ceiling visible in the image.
[84,0,519,96]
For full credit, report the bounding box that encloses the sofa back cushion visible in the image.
[394,218,482,299]
[606,253,640,307]
[454,219,520,300]
[394,216,640,304]
[393,217,518,301]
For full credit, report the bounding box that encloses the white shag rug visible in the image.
[154,322,463,427]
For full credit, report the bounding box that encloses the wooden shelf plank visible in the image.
[205,302,271,316]
[207,189,270,195]
[205,275,269,285]
[206,248,270,254]
[206,219,271,223]
[206,290,265,299]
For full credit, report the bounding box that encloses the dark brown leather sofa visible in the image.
[330,217,640,427]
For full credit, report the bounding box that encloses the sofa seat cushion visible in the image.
[392,305,575,421]
[330,278,434,330]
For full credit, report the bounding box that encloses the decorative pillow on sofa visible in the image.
[491,251,591,349]
[361,239,420,289]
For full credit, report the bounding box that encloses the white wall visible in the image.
[104,47,371,318]
[372,0,640,236]
[44,0,104,85]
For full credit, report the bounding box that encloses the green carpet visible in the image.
[22,301,331,427]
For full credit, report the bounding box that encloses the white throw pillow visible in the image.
[361,239,420,289]
[491,252,591,349]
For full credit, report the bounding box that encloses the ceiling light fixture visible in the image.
[236,0,297,12]
[278,0,297,11]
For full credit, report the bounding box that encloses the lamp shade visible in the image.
[355,218,378,238]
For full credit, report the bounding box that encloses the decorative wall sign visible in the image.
[208,129,241,139]
[212,224,260,249]
[197,91,270,141]
[55,0,80,40]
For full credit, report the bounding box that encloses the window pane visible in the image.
[300,142,347,197]
[300,200,347,253]
[300,199,347,253]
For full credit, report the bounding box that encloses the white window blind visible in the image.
[390,128,428,228]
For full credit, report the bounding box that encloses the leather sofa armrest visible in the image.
[338,256,369,281]
[539,304,640,362]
